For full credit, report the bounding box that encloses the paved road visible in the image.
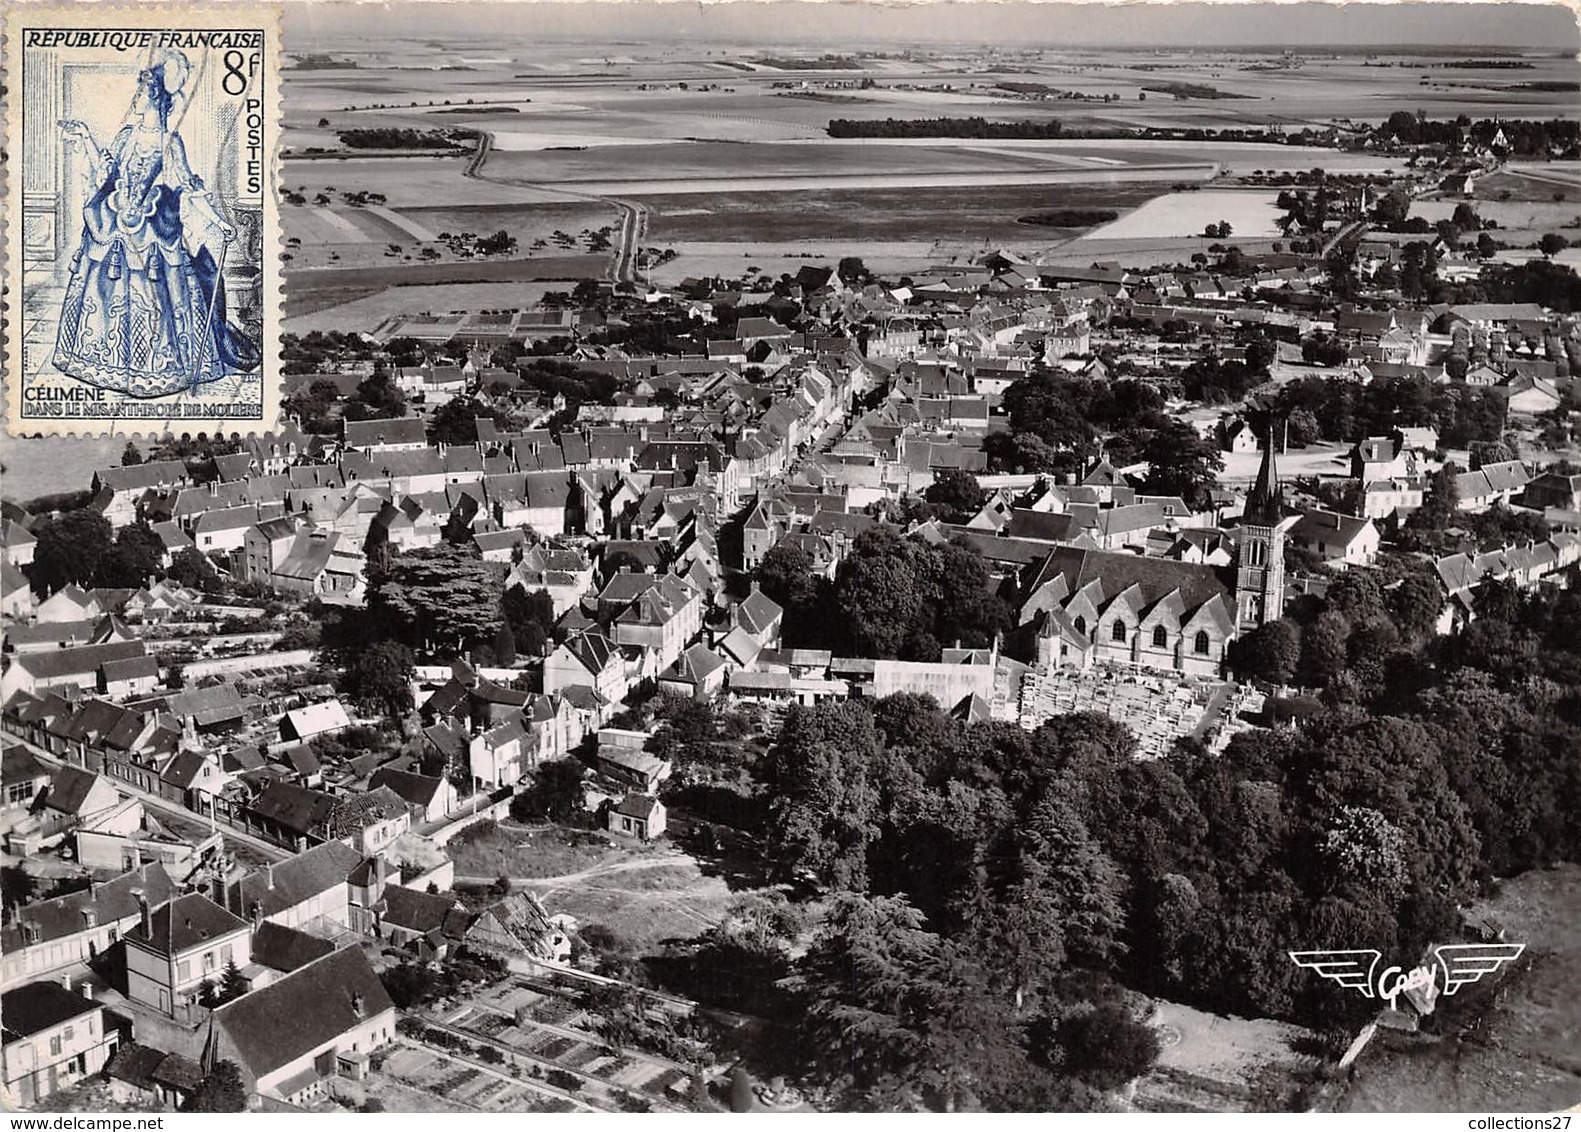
[463,129,641,286]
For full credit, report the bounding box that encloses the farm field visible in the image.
[1410,197,1581,243]
[643,182,1160,244]
[284,255,606,321]
[1338,864,1581,1113]
[282,201,620,271]
[1,435,130,503]
[279,155,587,207]
[283,280,582,334]
[1084,189,1282,239]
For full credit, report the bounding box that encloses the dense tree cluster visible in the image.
[756,527,1010,658]
[1270,373,1506,447]
[745,565,1581,1106]
[828,117,1066,139]
[27,514,194,596]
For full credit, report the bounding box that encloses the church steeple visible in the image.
[1235,424,1287,632]
[1243,428,1284,525]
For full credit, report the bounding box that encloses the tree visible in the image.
[185,1060,247,1112]
[1539,232,1569,260]
[834,527,933,659]
[838,256,872,285]
[1411,465,1460,533]
[428,397,499,445]
[755,542,821,623]
[923,470,986,523]
[373,543,504,651]
[30,508,113,595]
[167,547,221,593]
[1318,805,1409,903]
[348,641,416,731]
[1049,1005,1160,1090]
[513,757,586,824]
[493,621,518,666]
[120,441,144,466]
[218,958,248,1005]
[764,703,883,889]
[1139,421,1224,510]
[95,522,168,588]
[1228,618,1301,685]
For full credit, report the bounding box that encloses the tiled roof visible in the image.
[126,893,248,956]
[213,948,394,1082]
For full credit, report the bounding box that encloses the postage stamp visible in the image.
[3,4,281,435]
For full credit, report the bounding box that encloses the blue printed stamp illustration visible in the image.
[5,5,282,434]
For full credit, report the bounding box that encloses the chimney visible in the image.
[265,863,274,890]
[62,971,73,990]
[133,890,151,936]
[80,982,94,1001]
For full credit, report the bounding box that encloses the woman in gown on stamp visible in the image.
[54,48,261,398]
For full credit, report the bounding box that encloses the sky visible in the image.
[287,0,1581,51]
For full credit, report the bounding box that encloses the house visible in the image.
[366,767,458,824]
[208,947,396,1104]
[734,584,784,649]
[279,701,352,745]
[1,520,38,567]
[459,890,572,967]
[216,840,362,933]
[2,982,116,1106]
[594,734,672,793]
[657,644,728,700]
[100,654,161,701]
[1,563,33,620]
[1349,434,1420,485]
[1522,471,1581,513]
[105,1044,204,1109]
[342,416,428,454]
[1221,419,1260,454]
[0,641,149,703]
[34,585,99,624]
[124,893,253,1019]
[40,766,124,835]
[1,746,51,834]
[1362,476,1427,521]
[1502,374,1563,416]
[1,862,178,989]
[1287,510,1381,569]
[375,884,471,957]
[1455,460,1532,512]
[247,921,336,983]
[543,630,630,702]
[606,793,666,841]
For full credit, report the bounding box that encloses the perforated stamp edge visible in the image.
[1,2,284,440]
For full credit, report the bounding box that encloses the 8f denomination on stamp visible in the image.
[4,4,282,435]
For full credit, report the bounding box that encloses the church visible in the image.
[1019,439,1293,677]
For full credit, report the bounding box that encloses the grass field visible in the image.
[284,255,607,320]
[1338,865,1581,1113]
[644,182,1161,243]
[450,823,635,880]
